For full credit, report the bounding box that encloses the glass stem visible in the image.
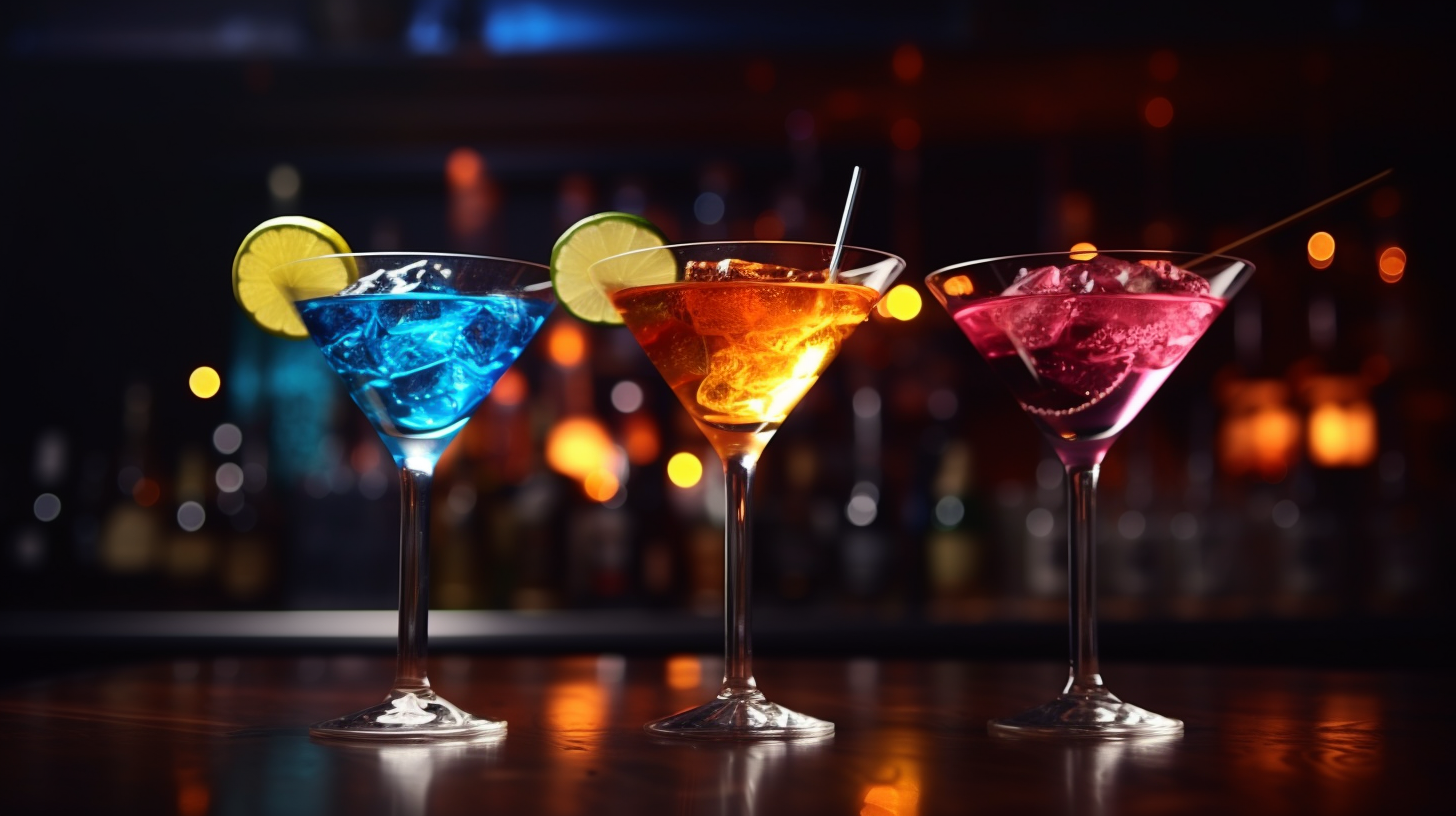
[721,452,760,697]
[1064,464,1105,695]
[395,464,434,694]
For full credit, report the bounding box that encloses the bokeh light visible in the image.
[892,43,923,83]
[1069,242,1097,261]
[610,380,644,413]
[666,655,702,689]
[1148,49,1179,82]
[880,284,923,321]
[446,146,484,189]
[546,418,615,481]
[1307,231,1335,262]
[215,463,245,493]
[212,423,242,455]
[890,118,922,151]
[1144,97,1174,127]
[491,368,528,406]
[667,452,703,488]
[177,501,206,532]
[583,469,620,502]
[547,321,587,367]
[189,367,221,399]
[267,163,300,200]
[623,414,661,465]
[132,477,160,507]
[1379,246,1406,283]
[33,493,61,522]
[942,275,973,296]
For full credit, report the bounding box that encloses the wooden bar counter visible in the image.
[0,656,1443,815]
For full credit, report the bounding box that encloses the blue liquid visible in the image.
[298,293,551,453]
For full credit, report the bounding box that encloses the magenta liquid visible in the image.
[954,293,1223,466]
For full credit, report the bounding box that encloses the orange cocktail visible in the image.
[611,261,876,457]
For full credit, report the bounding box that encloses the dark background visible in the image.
[1,0,1451,671]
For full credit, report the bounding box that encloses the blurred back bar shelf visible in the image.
[4,1,1451,666]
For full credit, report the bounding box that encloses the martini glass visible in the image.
[279,252,554,741]
[591,241,904,739]
[926,250,1252,738]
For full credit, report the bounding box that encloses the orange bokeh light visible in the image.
[1307,231,1335,262]
[583,469,620,502]
[942,275,974,296]
[892,44,924,83]
[490,367,528,406]
[754,211,785,240]
[1069,242,1097,261]
[1144,97,1174,127]
[547,321,587,367]
[622,413,661,465]
[446,147,483,189]
[1379,246,1406,283]
[545,418,616,481]
[1309,403,1377,468]
[890,118,922,151]
[666,655,701,690]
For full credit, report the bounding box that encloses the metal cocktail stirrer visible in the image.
[828,165,862,280]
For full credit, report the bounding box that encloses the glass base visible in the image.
[645,690,834,741]
[989,687,1183,739]
[310,689,506,742]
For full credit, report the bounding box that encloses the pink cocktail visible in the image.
[927,250,1252,738]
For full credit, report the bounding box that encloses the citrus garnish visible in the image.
[232,216,355,339]
[550,212,674,325]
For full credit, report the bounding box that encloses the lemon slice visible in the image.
[550,212,675,325]
[232,216,355,339]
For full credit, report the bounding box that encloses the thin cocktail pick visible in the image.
[828,165,862,279]
[1189,168,1393,267]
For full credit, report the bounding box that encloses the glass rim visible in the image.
[589,240,906,268]
[925,249,1254,280]
[274,251,550,273]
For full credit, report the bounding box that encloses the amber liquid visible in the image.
[612,280,877,457]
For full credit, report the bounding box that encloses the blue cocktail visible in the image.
[280,253,554,741]
[299,293,551,449]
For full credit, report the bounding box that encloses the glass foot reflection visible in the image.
[310,689,506,742]
[989,688,1183,739]
[646,690,834,741]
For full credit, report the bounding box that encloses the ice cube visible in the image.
[683,258,830,283]
[990,297,1076,351]
[1136,259,1211,295]
[1003,265,1064,295]
[697,345,786,417]
[1007,258,1211,296]
[342,260,457,295]
[1065,257,1144,293]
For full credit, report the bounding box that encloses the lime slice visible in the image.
[550,212,675,325]
[232,216,355,339]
